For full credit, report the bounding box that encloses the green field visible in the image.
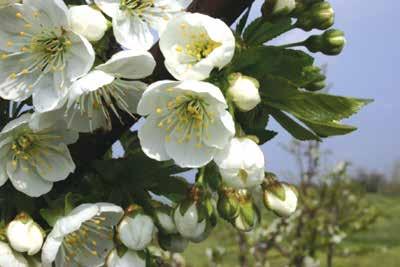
[183,194,400,267]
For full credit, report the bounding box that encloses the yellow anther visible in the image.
[165,135,171,142]
[21,69,29,74]
[9,73,17,79]
[1,54,8,60]
[166,87,174,92]
[92,240,97,246]
[20,47,29,52]
[175,46,183,52]
[156,108,163,114]
[16,12,23,19]
[196,143,203,148]
[6,41,13,47]
[24,23,32,28]
[158,122,164,128]
[65,40,72,46]
[33,11,40,17]
[19,32,26,36]
[180,23,187,29]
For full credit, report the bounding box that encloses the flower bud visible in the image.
[262,0,296,18]
[214,137,265,189]
[227,73,261,112]
[217,187,240,221]
[305,29,346,55]
[6,213,44,256]
[117,205,155,251]
[69,5,108,42]
[158,232,189,253]
[302,66,326,91]
[106,248,146,267]
[263,181,298,217]
[173,199,215,243]
[296,2,334,31]
[154,206,177,234]
[233,191,260,232]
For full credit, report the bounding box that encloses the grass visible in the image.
[183,194,400,267]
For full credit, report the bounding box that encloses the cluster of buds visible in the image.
[218,187,260,232]
[295,1,335,31]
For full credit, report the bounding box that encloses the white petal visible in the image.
[175,80,227,106]
[165,136,215,168]
[96,202,124,226]
[137,80,179,115]
[32,73,67,113]
[0,241,29,267]
[7,160,53,197]
[107,249,146,267]
[65,32,95,81]
[96,50,156,79]
[113,13,154,50]
[1,113,31,134]
[203,110,235,149]
[68,70,114,103]
[138,115,170,161]
[94,0,121,18]
[24,0,69,27]
[34,144,75,182]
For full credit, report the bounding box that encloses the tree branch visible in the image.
[70,0,255,164]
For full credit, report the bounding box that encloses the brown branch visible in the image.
[70,0,256,164]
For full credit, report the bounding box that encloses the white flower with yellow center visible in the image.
[65,50,155,132]
[0,113,78,197]
[159,12,235,81]
[138,80,235,168]
[0,0,95,112]
[94,0,190,50]
[41,203,124,267]
[214,137,265,189]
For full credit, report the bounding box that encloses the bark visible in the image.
[69,0,256,164]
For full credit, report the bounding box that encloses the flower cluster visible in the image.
[0,0,363,265]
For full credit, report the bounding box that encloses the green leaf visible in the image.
[231,46,314,87]
[243,17,292,46]
[119,131,142,157]
[300,119,358,137]
[270,109,320,141]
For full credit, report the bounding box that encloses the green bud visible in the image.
[302,65,327,91]
[305,29,346,55]
[233,203,260,232]
[296,2,334,31]
[158,232,189,253]
[217,188,240,221]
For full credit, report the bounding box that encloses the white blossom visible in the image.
[0,241,30,267]
[0,0,95,112]
[173,203,206,242]
[264,183,298,217]
[69,5,109,42]
[214,138,265,189]
[65,50,155,132]
[6,213,44,256]
[227,73,261,111]
[117,213,155,251]
[106,249,146,267]
[160,12,235,80]
[138,80,235,168]
[0,113,78,197]
[41,203,124,267]
[155,208,177,234]
[94,0,190,50]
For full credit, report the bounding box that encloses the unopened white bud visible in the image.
[273,0,296,14]
[263,183,298,217]
[173,203,207,242]
[6,214,44,256]
[228,73,261,111]
[69,5,108,42]
[117,213,155,251]
[106,249,146,267]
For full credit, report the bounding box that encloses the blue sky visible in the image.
[249,0,400,177]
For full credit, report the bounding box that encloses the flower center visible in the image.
[11,134,35,160]
[176,25,222,63]
[28,29,72,73]
[67,79,135,132]
[120,0,154,14]
[62,215,113,262]
[156,93,215,147]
